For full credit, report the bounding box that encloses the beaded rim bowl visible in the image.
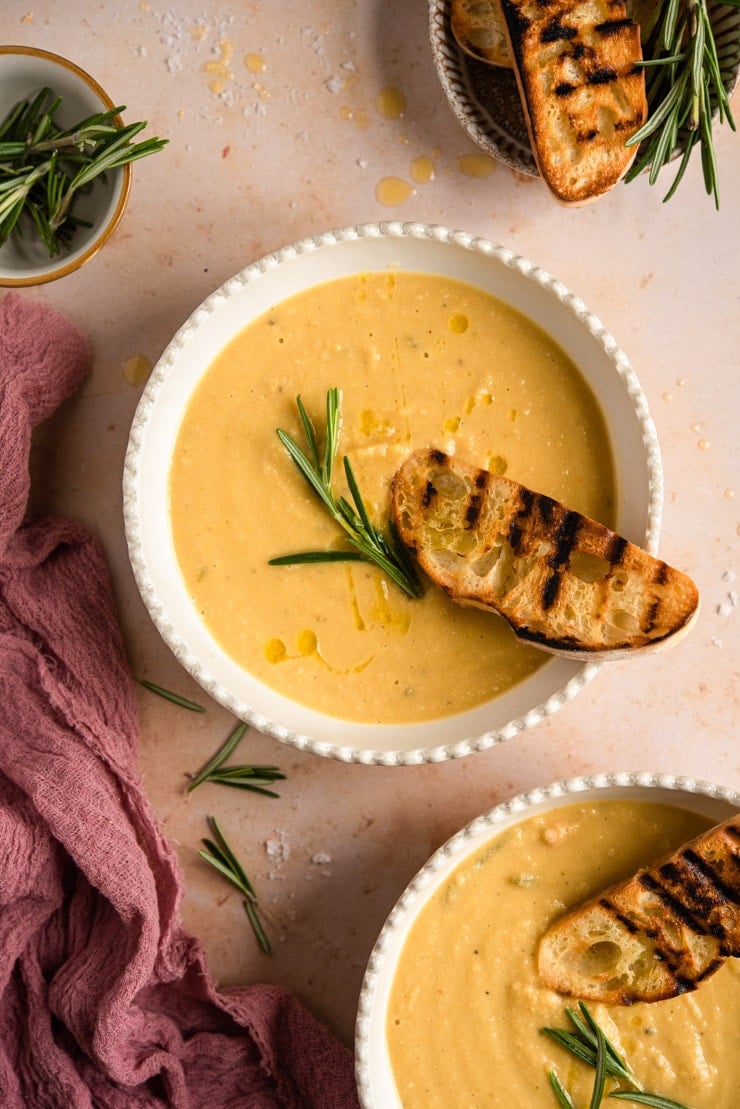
[123,221,662,765]
[354,770,740,1105]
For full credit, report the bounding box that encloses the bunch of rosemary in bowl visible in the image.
[627,0,740,207]
[0,46,167,286]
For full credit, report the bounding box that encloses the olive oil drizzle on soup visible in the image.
[387,800,740,1108]
[169,271,616,724]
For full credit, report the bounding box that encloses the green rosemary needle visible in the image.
[137,678,205,712]
[0,86,167,256]
[198,816,271,955]
[610,1095,699,1108]
[625,0,737,206]
[548,1069,577,1109]
[269,388,422,599]
[186,720,286,796]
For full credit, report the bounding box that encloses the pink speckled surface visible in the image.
[7,0,739,1050]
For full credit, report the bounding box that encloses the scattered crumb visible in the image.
[264,831,290,863]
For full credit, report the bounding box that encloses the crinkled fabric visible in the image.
[0,293,358,1109]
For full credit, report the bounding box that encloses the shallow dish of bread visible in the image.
[124,221,675,765]
[430,0,740,204]
[355,771,740,1107]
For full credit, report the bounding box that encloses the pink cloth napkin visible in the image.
[0,293,359,1108]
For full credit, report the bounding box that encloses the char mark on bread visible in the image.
[422,480,437,510]
[541,17,578,41]
[607,533,628,565]
[588,66,619,84]
[596,16,634,34]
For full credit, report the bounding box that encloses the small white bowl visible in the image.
[0,46,132,286]
[123,222,662,765]
[429,1,740,176]
[354,771,740,1106]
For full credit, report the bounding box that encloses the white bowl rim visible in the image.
[0,45,132,287]
[123,220,663,765]
[354,770,740,1106]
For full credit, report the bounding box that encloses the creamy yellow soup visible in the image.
[387,800,740,1108]
[170,271,615,724]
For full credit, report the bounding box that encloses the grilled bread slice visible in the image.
[390,449,699,659]
[537,816,740,1003]
[496,0,648,205]
[451,0,513,68]
[451,0,657,71]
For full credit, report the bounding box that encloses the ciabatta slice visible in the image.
[390,449,699,659]
[497,0,648,205]
[537,816,740,1003]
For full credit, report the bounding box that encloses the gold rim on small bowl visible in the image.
[354,770,740,1105]
[0,46,132,287]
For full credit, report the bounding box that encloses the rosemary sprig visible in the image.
[542,1004,637,1087]
[186,720,286,796]
[625,0,736,206]
[0,86,167,256]
[198,816,271,955]
[542,1004,694,1109]
[137,677,205,712]
[269,388,422,599]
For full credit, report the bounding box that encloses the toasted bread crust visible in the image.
[537,817,740,1003]
[390,449,699,659]
[497,0,648,204]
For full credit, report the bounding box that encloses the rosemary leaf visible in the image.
[137,678,205,712]
[244,897,272,955]
[202,777,281,798]
[271,389,422,599]
[589,1024,608,1109]
[548,1069,577,1109]
[211,764,285,778]
[609,1094,695,1109]
[268,550,368,565]
[198,845,243,888]
[542,1028,603,1072]
[186,722,247,791]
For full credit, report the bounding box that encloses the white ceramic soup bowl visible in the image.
[354,771,740,1106]
[123,221,661,765]
[0,46,132,286]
